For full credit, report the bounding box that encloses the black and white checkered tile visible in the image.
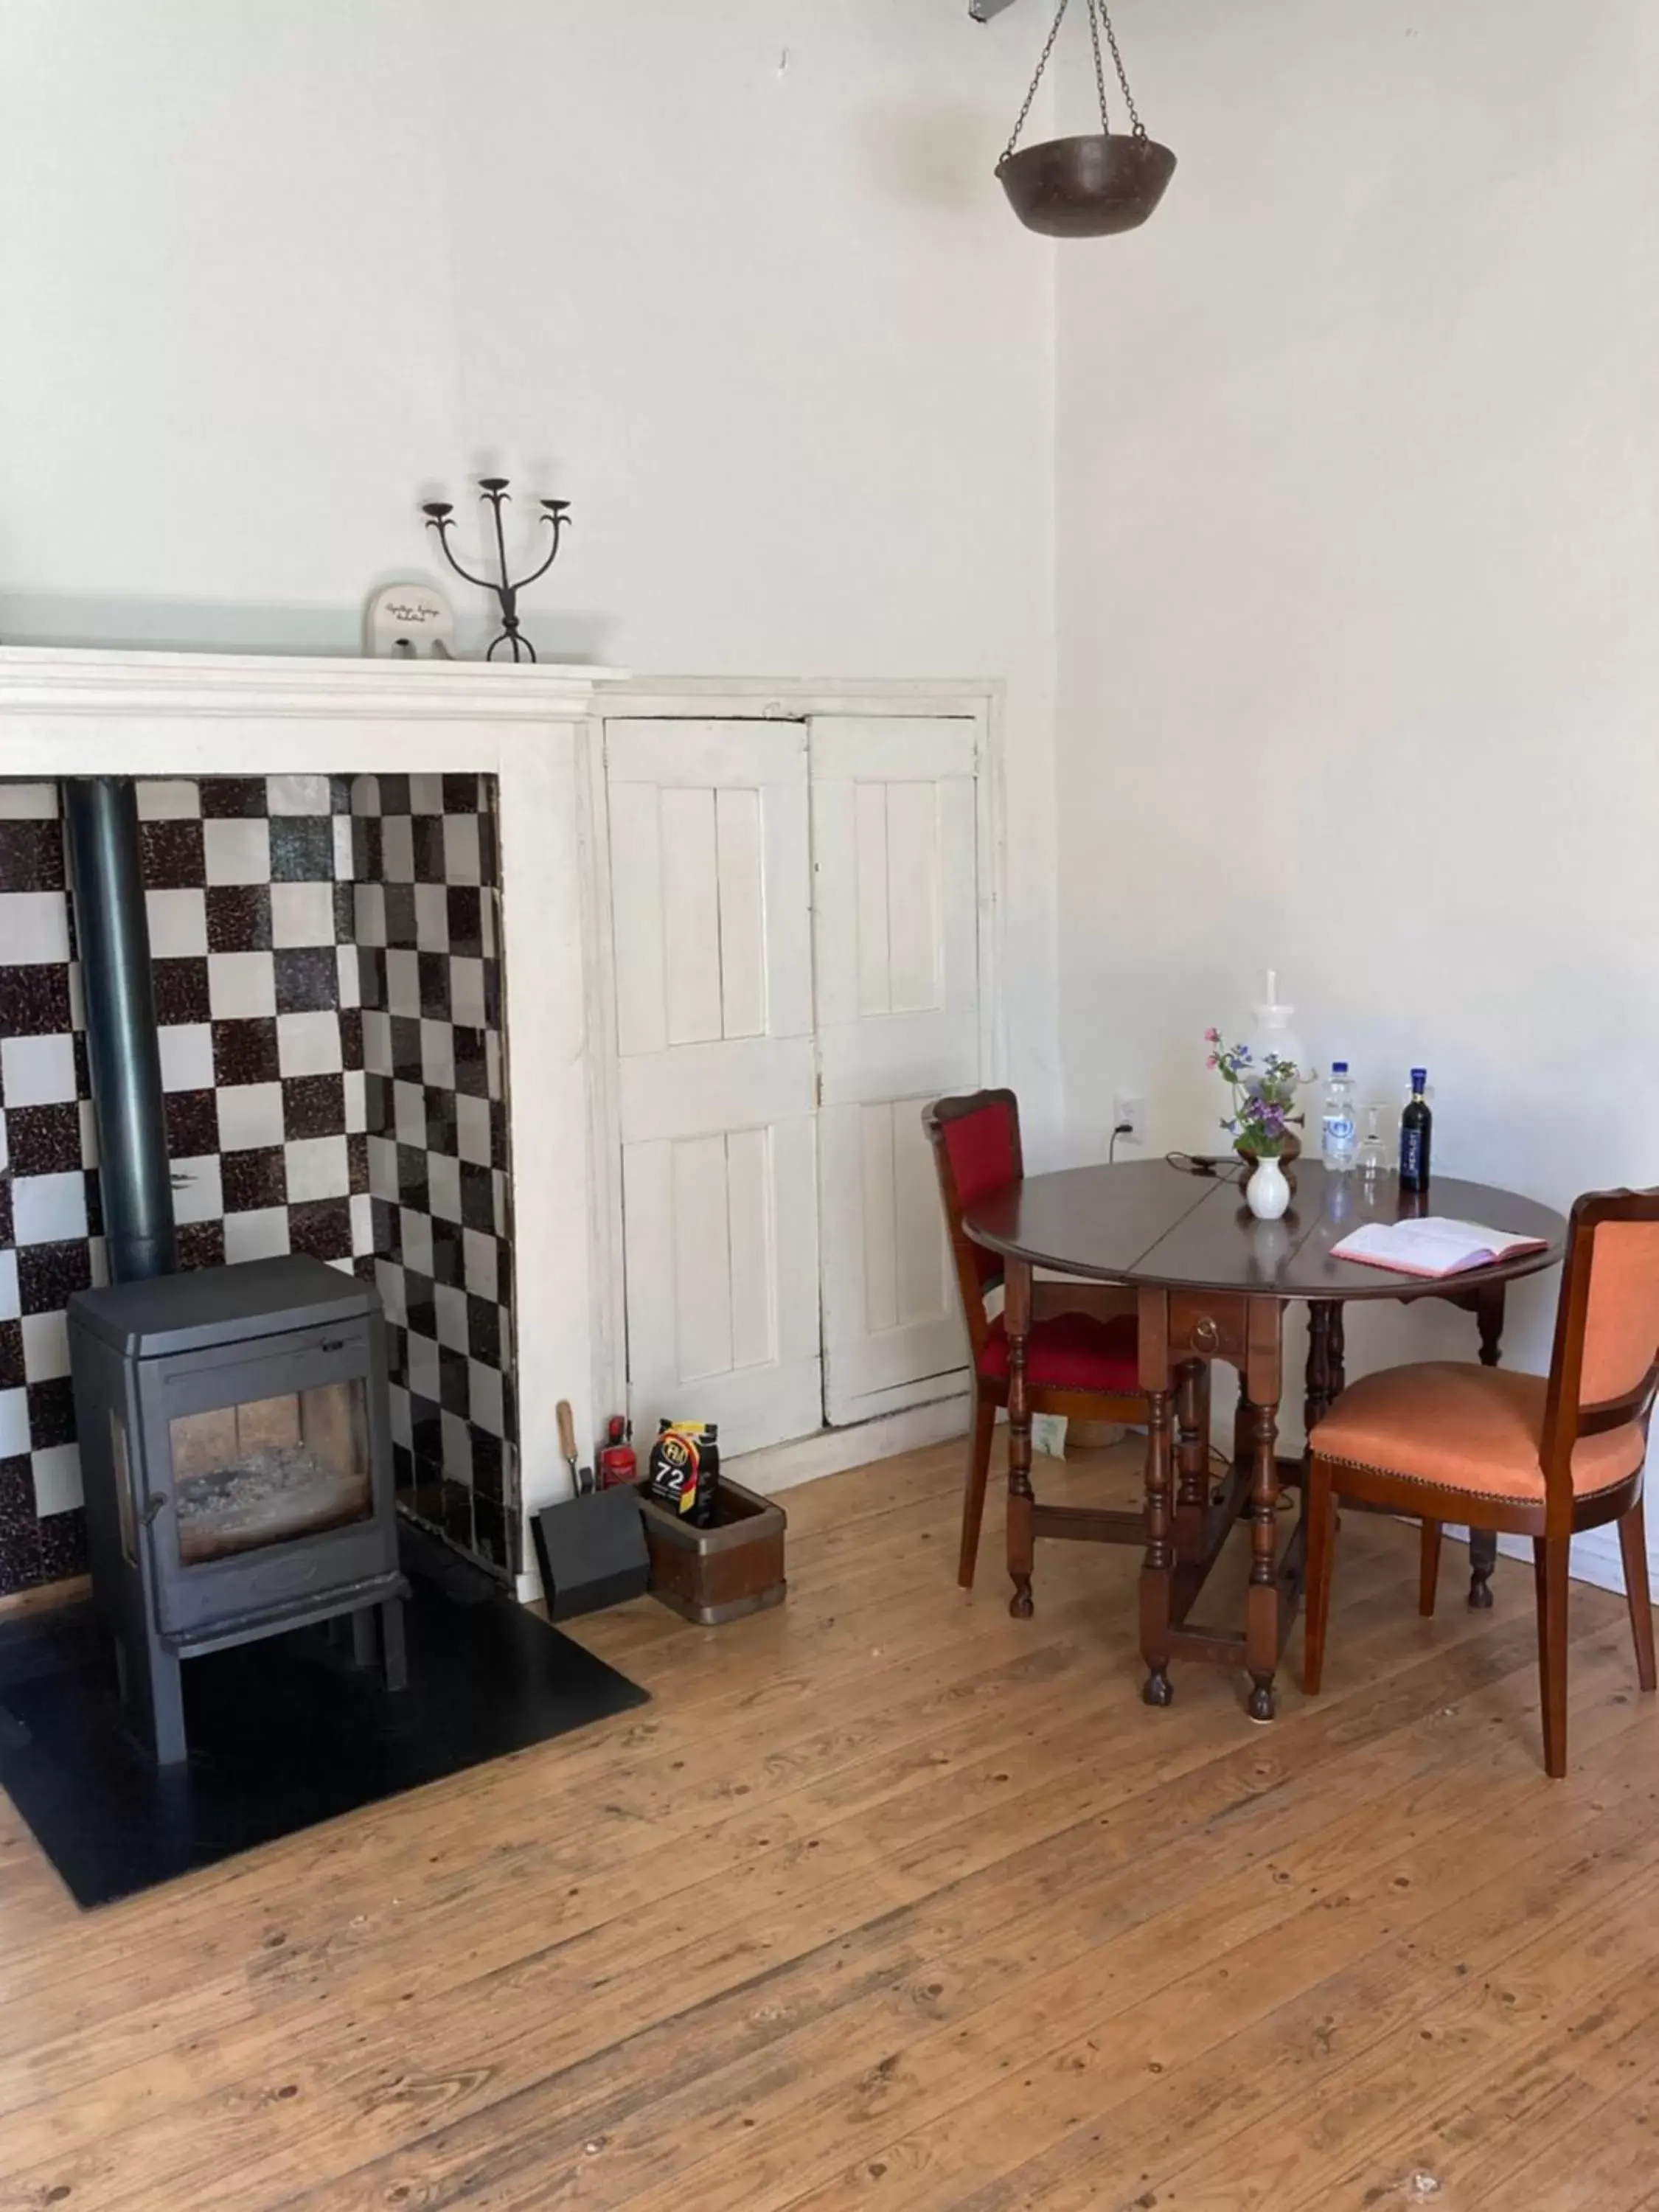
[1,778,101,1590]
[0,774,378,1594]
[352,773,518,1579]
[135,773,375,1273]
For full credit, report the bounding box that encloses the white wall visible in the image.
[1055,2,1659,1578]
[20,1,1650,1585]
[0,0,1064,1152]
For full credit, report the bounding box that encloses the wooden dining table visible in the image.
[961,1158,1568,1721]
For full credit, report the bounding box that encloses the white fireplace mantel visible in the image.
[0,646,627,1600]
[0,645,625,761]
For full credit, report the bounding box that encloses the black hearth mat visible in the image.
[0,1532,648,1909]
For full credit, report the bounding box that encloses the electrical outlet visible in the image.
[1113,1095,1146,1145]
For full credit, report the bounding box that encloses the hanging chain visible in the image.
[1001,0,1148,164]
[1000,0,1071,166]
[1097,0,1147,139]
[1086,0,1110,133]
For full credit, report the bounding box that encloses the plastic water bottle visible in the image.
[1321,1062,1357,1173]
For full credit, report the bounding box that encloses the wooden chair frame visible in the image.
[1304,1185,1659,1776]
[925,1091,1190,1590]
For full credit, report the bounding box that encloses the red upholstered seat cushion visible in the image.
[979,1308,1140,1395]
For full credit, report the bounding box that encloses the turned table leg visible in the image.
[1005,1256,1034,1620]
[1233,1371,1253,1483]
[1304,1300,1333,1448]
[1303,1300,1346,1446]
[1245,1299,1286,1722]
[1138,1286,1175,1705]
[1141,1390,1175,1705]
[1468,1283,1506,1610]
[1174,1359,1209,1562]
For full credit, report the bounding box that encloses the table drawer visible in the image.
[1169,1291,1251,1364]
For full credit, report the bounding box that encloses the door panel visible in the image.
[621,1121,819,1441]
[659,786,723,1046]
[609,721,821,1455]
[819,1096,964,1410]
[714,787,766,1038]
[619,1036,815,1146]
[812,717,981,1426]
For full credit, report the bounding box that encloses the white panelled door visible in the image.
[609,721,821,1455]
[812,717,981,1426]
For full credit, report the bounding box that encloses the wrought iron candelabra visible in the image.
[421,477,571,662]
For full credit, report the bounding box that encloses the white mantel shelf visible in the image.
[0,647,627,775]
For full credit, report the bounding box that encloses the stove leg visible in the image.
[151,1651,187,1766]
[351,1606,378,1669]
[380,1597,408,1693]
[121,1630,186,1766]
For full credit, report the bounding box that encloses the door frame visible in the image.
[579,678,1007,1447]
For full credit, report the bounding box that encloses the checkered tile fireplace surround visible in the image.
[0,647,613,1607]
[0,768,517,1593]
[352,772,517,1578]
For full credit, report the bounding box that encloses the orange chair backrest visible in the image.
[1578,1220,1659,1408]
[1540,1186,1659,1526]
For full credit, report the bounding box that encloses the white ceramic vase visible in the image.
[1246,1155,1290,1222]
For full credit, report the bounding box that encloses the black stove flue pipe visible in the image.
[62,779,178,1283]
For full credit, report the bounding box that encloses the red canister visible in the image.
[598,1416,637,1489]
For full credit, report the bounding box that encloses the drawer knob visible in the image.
[1189,1315,1220,1353]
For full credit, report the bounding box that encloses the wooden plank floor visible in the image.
[2,1436,1658,2211]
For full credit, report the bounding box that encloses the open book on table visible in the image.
[1329,1217,1549,1280]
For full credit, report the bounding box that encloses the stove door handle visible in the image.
[141,1493,167,1528]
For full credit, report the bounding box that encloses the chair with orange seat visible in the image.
[1303,1185,1659,1776]
[925,1089,1179,1595]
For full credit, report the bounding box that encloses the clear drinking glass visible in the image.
[1357,1103,1391,1186]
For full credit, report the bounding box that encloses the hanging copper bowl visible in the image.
[997,131,1177,238]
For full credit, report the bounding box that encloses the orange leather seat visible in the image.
[1314,1362,1646,1506]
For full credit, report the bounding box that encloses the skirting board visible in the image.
[1436,1523,1647,1601]
[715,1425,1652,1601]
[727,1393,973,1497]
[508,1402,1651,1607]
[1491,1524,1645,1601]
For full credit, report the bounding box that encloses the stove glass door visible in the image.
[169,1379,372,1567]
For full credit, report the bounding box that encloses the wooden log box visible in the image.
[638,1478,787,1627]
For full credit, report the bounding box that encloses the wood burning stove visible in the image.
[69,1256,407,1766]
[56,776,408,1766]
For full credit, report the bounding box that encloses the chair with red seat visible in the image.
[925,1089,1169,1592]
[1303,1184,1659,1777]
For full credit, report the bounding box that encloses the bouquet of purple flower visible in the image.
[1205,1028,1316,1161]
